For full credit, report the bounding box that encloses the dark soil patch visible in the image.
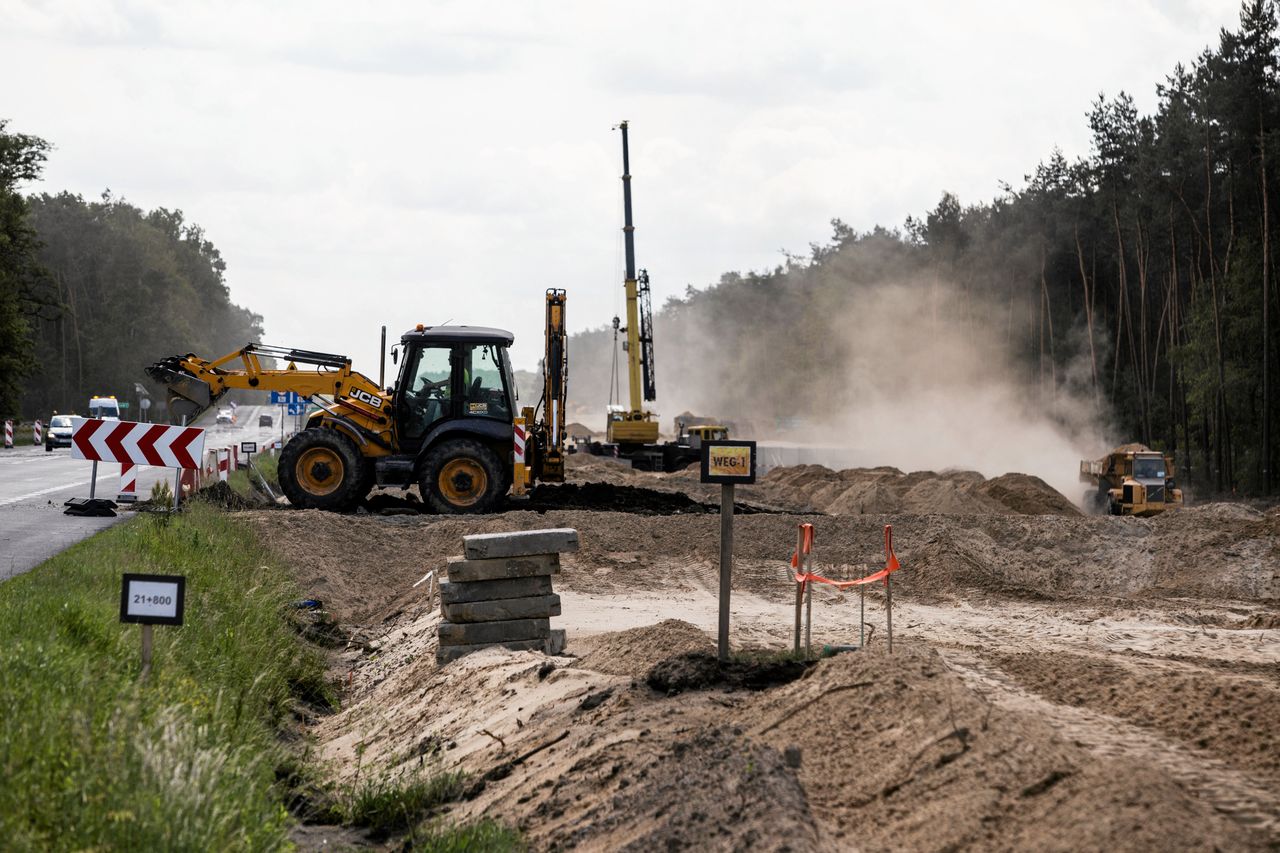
[646,651,813,693]
[196,480,269,510]
[527,481,770,515]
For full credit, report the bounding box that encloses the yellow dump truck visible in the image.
[1080,444,1183,516]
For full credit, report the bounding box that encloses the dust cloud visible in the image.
[605,272,1111,506]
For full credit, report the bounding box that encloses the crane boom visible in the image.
[608,121,659,445]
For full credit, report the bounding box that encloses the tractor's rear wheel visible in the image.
[279,428,366,511]
[420,438,505,514]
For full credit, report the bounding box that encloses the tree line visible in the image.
[570,1,1280,497]
[0,123,262,421]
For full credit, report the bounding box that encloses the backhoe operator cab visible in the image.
[386,325,516,511]
[281,325,519,515]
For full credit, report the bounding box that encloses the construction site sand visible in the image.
[246,466,1279,849]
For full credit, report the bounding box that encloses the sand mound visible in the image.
[979,472,1081,515]
[714,463,1080,517]
[747,644,1264,850]
[572,619,715,678]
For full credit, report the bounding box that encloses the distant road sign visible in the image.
[286,402,306,416]
[270,391,303,405]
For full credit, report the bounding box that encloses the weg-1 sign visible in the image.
[700,440,757,485]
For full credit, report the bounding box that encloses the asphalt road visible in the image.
[0,404,283,582]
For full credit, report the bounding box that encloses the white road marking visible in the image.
[0,480,92,507]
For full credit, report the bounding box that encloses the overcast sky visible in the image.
[1,0,1246,373]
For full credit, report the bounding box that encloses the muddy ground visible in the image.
[246,456,1280,850]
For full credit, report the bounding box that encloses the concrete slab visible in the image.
[438,617,550,646]
[442,594,561,623]
[462,528,579,560]
[435,638,547,665]
[446,554,559,583]
[433,629,568,665]
[440,575,554,605]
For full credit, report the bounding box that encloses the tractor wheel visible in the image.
[278,428,366,511]
[420,438,505,514]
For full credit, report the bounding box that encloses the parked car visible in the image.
[45,415,75,451]
[258,413,273,428]
[216,408,234,425]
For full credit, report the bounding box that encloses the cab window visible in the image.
[402,346,454,439]
[462,344,510,421]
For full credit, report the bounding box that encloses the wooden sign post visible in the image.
[700,440,756,663]
[120,573,186,682]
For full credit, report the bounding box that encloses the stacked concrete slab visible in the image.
[435,528,577,665]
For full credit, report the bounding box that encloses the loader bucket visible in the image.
[145,357,215,424]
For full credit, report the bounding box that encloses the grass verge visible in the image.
[228,450,279,498]
[0,502,329,850]
[413,819,525,852]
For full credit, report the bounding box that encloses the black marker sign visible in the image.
[120,573,186,626]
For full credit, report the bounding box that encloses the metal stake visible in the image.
[717,482,734,663]
[140,624,153,682]
[886,574,893,654]
[793,526,804,656]
[804,549,813,659]
[89,460,98,499]
[171,415,186,512]
[859,582,865,649]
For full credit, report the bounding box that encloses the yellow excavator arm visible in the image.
[146,344,395,452]
[514,289,568,493]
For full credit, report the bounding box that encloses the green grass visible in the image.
[228,450,279,499]
[341,765,468,837]
[0,503,329,851]
[413,819,525,852]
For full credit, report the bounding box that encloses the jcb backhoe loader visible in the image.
[145,290,568,514]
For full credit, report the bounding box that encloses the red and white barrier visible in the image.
[33,419,43,446]
[117,463,138,503]
[513,420,526,465]
[217,449,231,482]
[71,418,204,469]
[3,419,12,448]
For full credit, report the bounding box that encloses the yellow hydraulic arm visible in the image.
[515,290,568,493]
[146,344,395,451]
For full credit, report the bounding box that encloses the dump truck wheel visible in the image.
[279,429,365,511]
[420,438,504,514]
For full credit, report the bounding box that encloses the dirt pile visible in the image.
[564,454,1083,517]
[748,644,1265,850]
[572,619,715,678]
[992,649,1280,780]
[760,464,1080,516]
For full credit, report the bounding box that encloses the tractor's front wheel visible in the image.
[279,428,367,511]
[420,438,505,514]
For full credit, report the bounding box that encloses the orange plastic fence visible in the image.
[792,524,902,589]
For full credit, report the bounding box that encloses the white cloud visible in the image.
[0,0,1245,376]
